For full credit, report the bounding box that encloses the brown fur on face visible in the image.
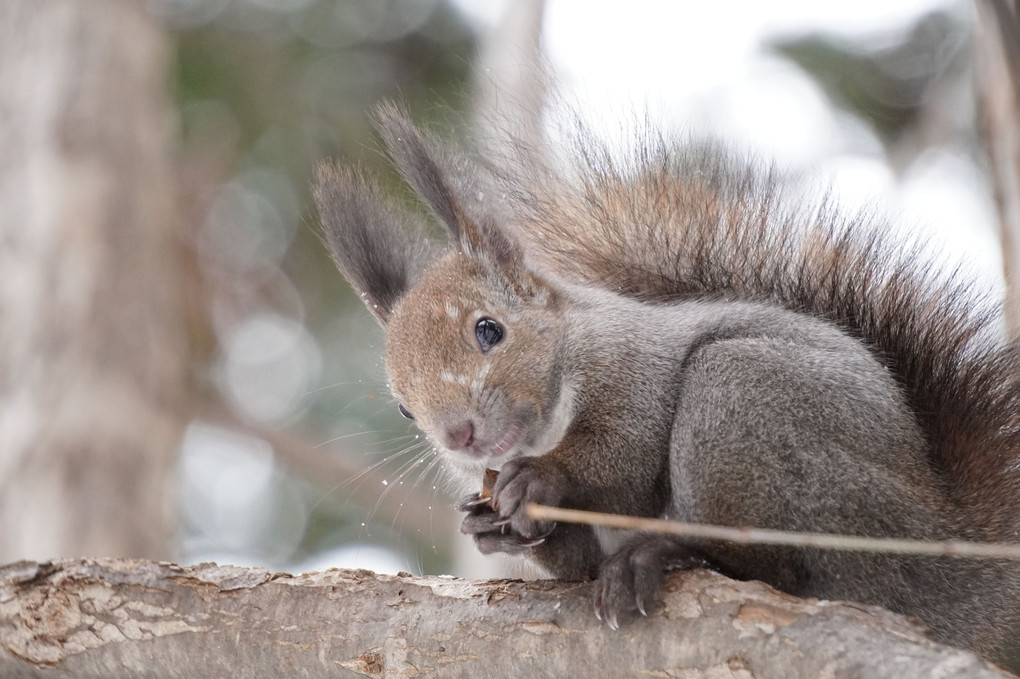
[385,250,567,472]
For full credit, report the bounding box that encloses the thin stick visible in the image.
[526,504,1020,560]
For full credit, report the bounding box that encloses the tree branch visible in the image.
[528,503,1020,559]
[0,558,1011,678]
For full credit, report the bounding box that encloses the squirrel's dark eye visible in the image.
[475,318,504,352]
[397,403,414,420]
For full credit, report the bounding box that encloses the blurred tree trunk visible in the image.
[470,0,546,154]
[0,0,191,560]
[975,0,1020,339]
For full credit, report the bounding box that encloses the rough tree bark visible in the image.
[0,558,1012,679]
[0,0,191,559]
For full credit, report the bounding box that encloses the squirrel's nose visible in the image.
[441,420,475,451]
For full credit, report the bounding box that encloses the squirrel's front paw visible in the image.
[457,493,546,555]
[594,535,713,630]
[455,457,568,555]
[489,456,568,540]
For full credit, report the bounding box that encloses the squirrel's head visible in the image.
[314,105,573,481]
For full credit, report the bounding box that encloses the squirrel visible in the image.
[313,104,1020,659]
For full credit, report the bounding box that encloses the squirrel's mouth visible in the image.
[455,423,522,462]
[484,426,521,459]
[444,407,536,462]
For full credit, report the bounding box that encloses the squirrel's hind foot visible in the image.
[594,535,715,629]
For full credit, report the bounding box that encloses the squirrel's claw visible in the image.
[472,531,547,556]
[456,493,491,512]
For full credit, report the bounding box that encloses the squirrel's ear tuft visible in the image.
[313,162,433,324]
[373,103,545,297]
[374,103,488,254]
